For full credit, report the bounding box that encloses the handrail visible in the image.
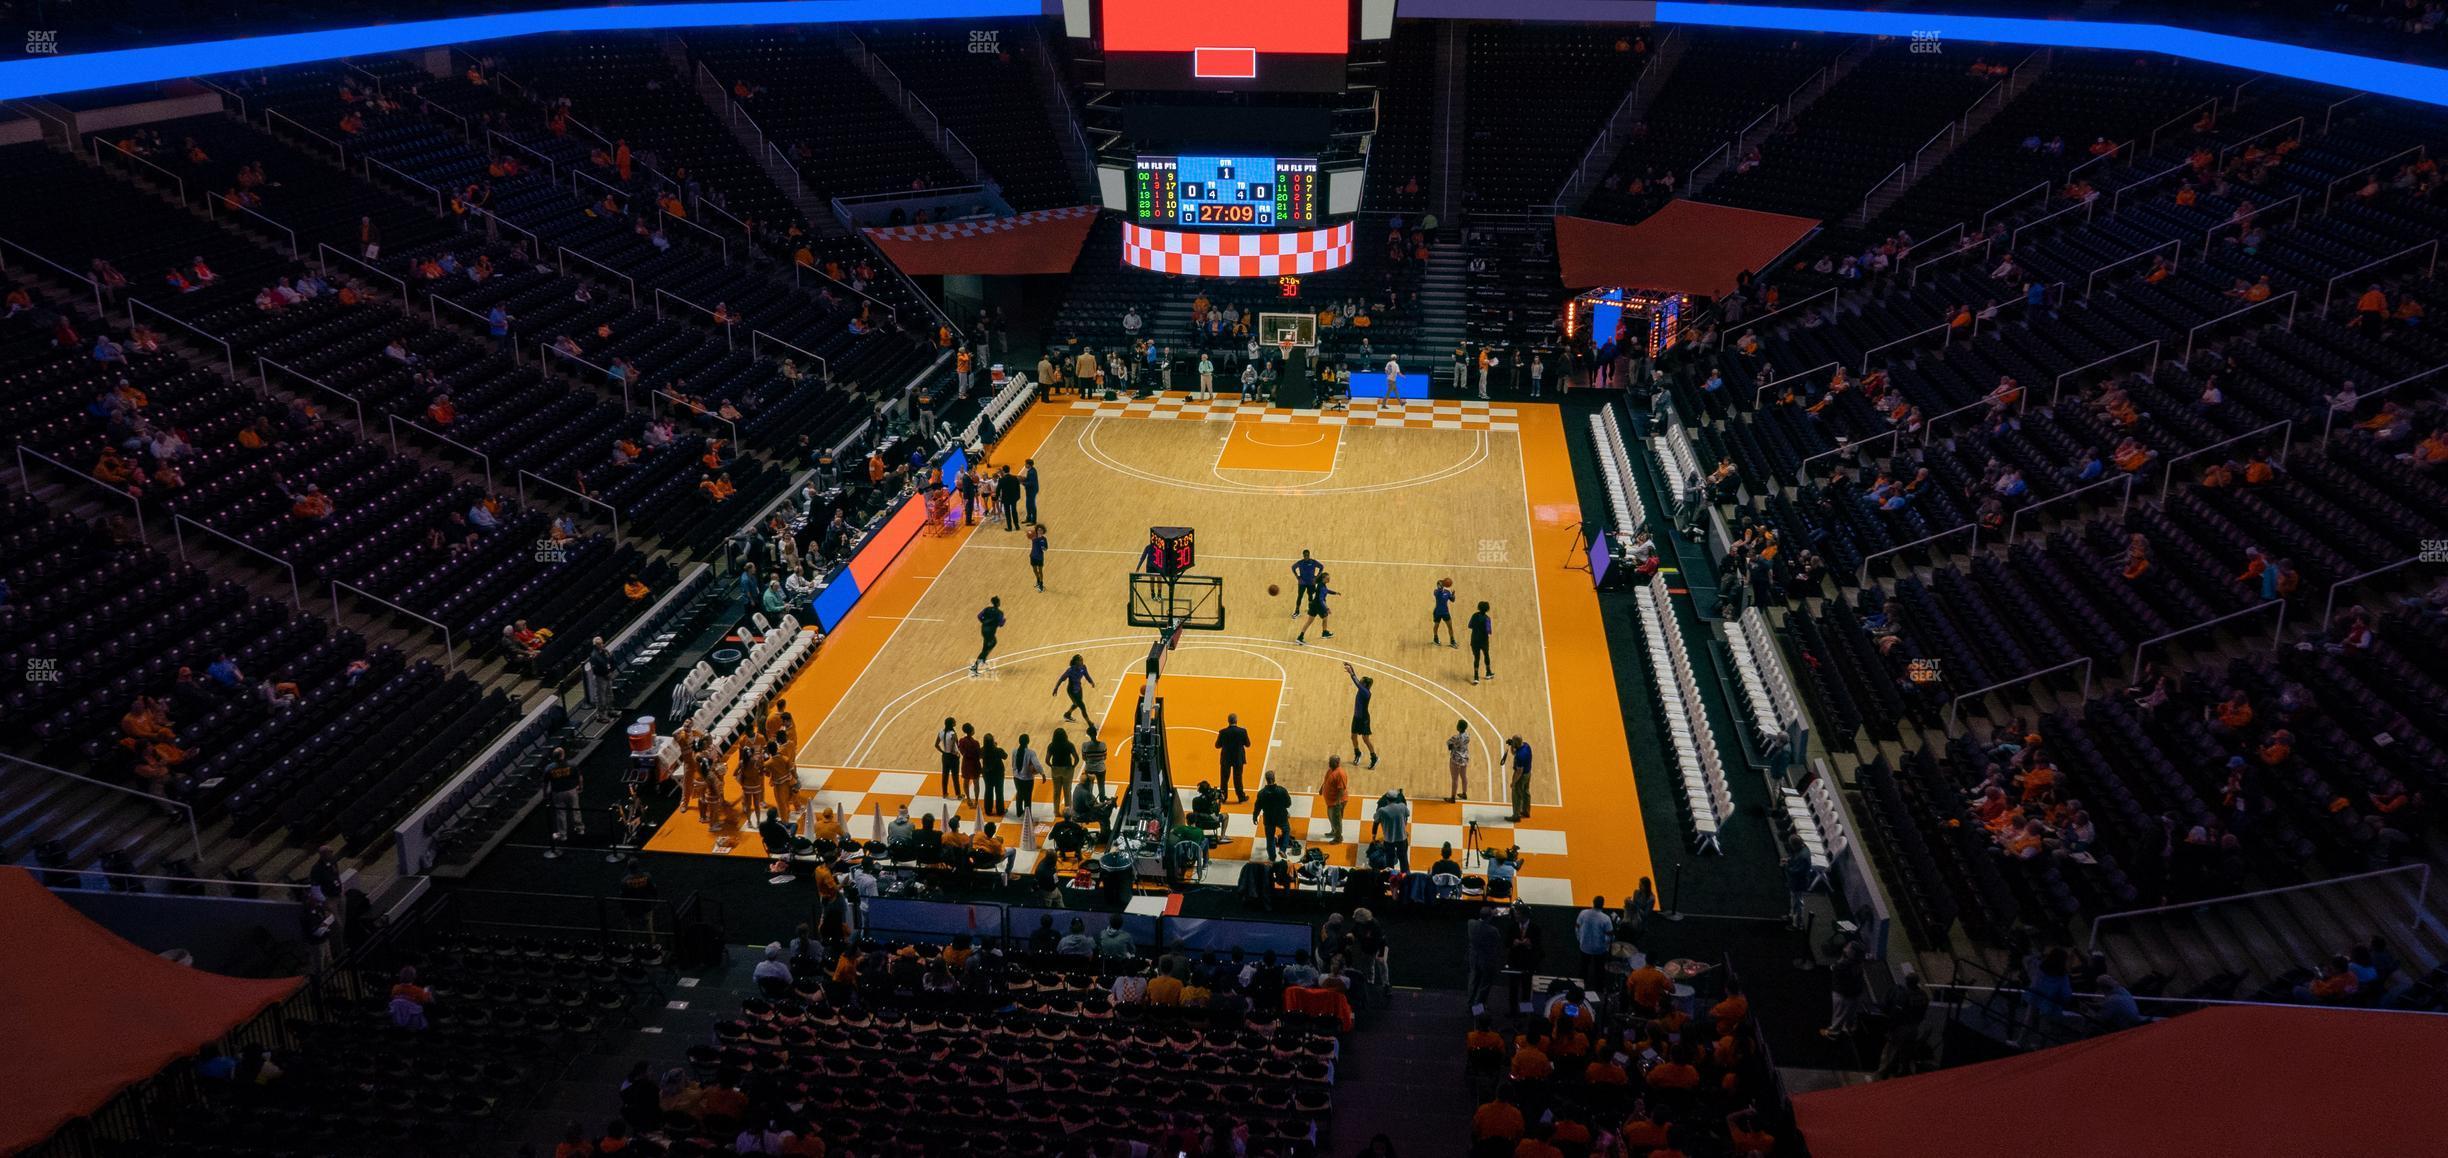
[765,140,804,199]
[0,752,201,863]
[1744,286,1838,338]
[2064,139,2130,183]
[693,195,751,237]
[2324,554,2425,631]
[205,192,300,257]
[1908,231,1997,287]
[2217,115,2304,166]
[517,469,622,545]
[2324,363,2448,445]
[2047,339,2161,410]
[2183,290,2296,364]
[1980,180,2048,231]
[1783,65,1827,119]
[0,234,105,318]
[1910,122,1955,181]
[1803,426,1900,471]
[485,129,558,183]
[560,111,613,152]
[2128,598,2286,680]
[653,286,736,350]
[1944,657,2092,729]
[342,60,386,97]
[172,512,301,607]
[1895,221,1965,263]
[790,253,899,325]
[193,77,248,121]
[750,329,829,380]
[556,246,636,308]
[659,207,730,265]
[2146,97,2217,155]
[2004,471,2137,544]
[364,154,444,216]
[93,136,187,206]
[389,413,495,492]
[1753,359,1841,409]
[2228,73,2266,113]
[2323,145,2427,215]
[2087,864,2426,962]
[540,341,624,407]
[2318,239,2439,318]
[2198,193,2301,257]
[1959,82,2001,133]
[2083,238,2182,301]
[2109,161,2189,216]
[418,95,469,137]
[465,205,538,252]
[571,164,631,210]
[265,107,345,167]
[313,243,409,313]
[654,389,739,450]
[332,580,456,669]
[14,442,145,539]
[1859,320,1953,374]
[2322,91,2369,136]
[128,298,235,382]
[258,354,368,434]
[1856,522,1979,588]
[2009,194,2096,252]
[1856,162,1907,226]
[2159,418,2293,503]
[427,291,520,365]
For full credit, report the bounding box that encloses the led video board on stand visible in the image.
[1133,155,1319,229]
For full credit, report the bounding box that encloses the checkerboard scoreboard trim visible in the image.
[1122,221,1355,277]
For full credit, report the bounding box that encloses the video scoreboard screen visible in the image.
[1095,0,1351,91]
[1133,156,1319,229]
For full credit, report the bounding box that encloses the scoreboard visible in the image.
[1133,155,1318,229]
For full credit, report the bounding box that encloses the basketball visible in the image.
[1268,584,1281,596]
[1440,577,1453,588]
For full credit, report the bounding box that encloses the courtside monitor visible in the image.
[1094,0,1351,91]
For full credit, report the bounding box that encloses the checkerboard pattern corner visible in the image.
[1122,221,1355,277]
[1069,394,1519,432]
[863,204,1099,243]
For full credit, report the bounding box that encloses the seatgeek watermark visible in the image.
[25,30,59,54]
[1911,30,1942,54]
[968,29,999,54]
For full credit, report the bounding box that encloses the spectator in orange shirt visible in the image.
[1625,961,1670,1016]
[1471,1089,1526,1144]
[1508,1031,1553,1081]
[1644,1044,1701,1091]
[1710,977,1751,1036]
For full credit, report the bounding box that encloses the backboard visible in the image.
[1257,311,1318,349]
[1128,572,1225,630]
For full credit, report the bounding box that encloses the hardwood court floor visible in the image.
[646,396,1655,905]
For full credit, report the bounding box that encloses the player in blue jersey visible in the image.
[1431,578,1458,647]
[1295,571,1336,645]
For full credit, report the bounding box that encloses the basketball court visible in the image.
[645,393,1656,905]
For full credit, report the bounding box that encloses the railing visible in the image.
[751,329,830,380]
[1980,180,2049,232]
[540,341,626,408]
[2064,139,2129,183]
[194,77,248,121]
[2044,339,2164,410]
[1895,221,1965,264]
[0,234,105,318]
[0,753,202,863]
[790,255,898,326]
[2159,418,2293,503]
[2323,145,2427,215]
[2083,238,2182,301]
[2129,598,2286,679]
[419,96,469,138]
[555,246,636,308]
[1743,285,1838,338]
[1856,162,1907,226]
[2198,193,2300,257]
[1753,359,1842,409]
[342,60,386,97]
[653,287,735,350]
[1859,321,1953,374]
[655,389,739,450]
[364,154,444,216]
[332,580,456,669]
[1856,523,1979,588]
[2146,97,2217,155]
[1783,65,1828,120]
[2004,471,2138,544]
[205,193,300,257]
[313,243,409,313]
[2325,555,2426,631]
[2183,290,2296,364]
[660,207,730,265]
[128,299,234,381]
[258,355,367,434]
[1908,231,1998,287]
[2108,162,2189,216]
[2087,864,2428,963]
[1802,427,1900,472]
[693,195,751,238]
[2228,74,2266,113]
[2323,363,2448,445]
[428,292,519,364]
[765,141,805,199]
[1549,27,1680,213]
[389,414,494,491]
[1911,122,1956,182]
[265,108,345,167]
[465,205,538,253]
[15,443,146,538]
[486,129,558,183]
[2010,194,2096,252]
[517,469,622,544]
[173,513,301,607]
[1958,83,2000,136]
[2217,115,2304,166]
[1944,657,2093,730]
[2318,239,2439,319]
[93,136,186,206]
[2322,91,2369,136]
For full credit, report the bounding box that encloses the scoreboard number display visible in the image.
[1133,156,1318,229]
[1147,526,1196,574]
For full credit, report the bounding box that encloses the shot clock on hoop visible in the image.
[1146,526,1196,576]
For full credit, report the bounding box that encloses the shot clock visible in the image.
[1147,526,1196,575]
[1133,156,1318,229]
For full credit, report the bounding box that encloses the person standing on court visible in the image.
[1452,339,1469,391]
[1022,458,1041,524]
[1036,353,1056,397]
[1319,755,1349,843]
[1370,789,1412,868]
[1432,579,1458,646]
[1468,600,1497,683]
[1344,662,1378,768]
[1296,571,1337,645]
[1046,727,1078,819]
[1384,354,1402,395]
[1051,654,1095,721]
[955,345,975,398]
[1290,550,1323,617]
[935,717,960,802]
[995,468,1023,532]
[971,596,1004,676]
[1011,734,1043,819]
[544,747,583,851]
[1253,771,1294,861]
[1197,352,1215,398]
[1080,723,1108,799]
[1216,713,1252,803]
[958,466,980,524]
[957,722,982,803]
[1446,719,1472,803]
[978,732,1008,817]
[1530,353,1546,398]
[1476,346,1494,399]
[1075,346,1100,397]
[1505,734,1535,821]
[1027,523,1049,591]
